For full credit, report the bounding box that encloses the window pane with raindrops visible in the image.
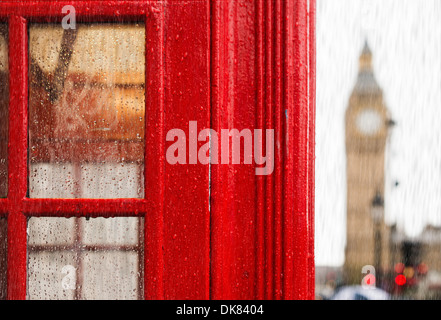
[27,23,145,300]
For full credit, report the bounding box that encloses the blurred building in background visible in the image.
[340,42,441,300]
[344,41,391,286]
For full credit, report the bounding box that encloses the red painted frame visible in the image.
[0,0,315,300]
[210,0,315,300]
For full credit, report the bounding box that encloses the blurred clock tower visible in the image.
[344,41,392,286]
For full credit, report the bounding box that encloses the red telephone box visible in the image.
[0,0,315,300]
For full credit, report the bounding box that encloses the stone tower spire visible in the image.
[354,40,381,95]
[344,41,391,286]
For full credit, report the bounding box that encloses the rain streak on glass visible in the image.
[27,24,145,300]
[0,24,7,300]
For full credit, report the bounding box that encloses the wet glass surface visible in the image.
[27,216,144,300]
[28,23,145,199]
[26,23,145,300]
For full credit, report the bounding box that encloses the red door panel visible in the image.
[211,0,315,300]
[162,1,210,300]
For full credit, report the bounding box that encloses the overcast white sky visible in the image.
[316,0,441,266]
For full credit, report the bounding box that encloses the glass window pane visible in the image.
[27,217,144,300]
[28,23,145,199]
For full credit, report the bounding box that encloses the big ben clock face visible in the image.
[355,108,383,136]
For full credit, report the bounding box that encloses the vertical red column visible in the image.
[162,0,211,299]
[145,4,165,300]
[211,0,315,300]
[308,0,317,301]
[211,0,259,300]
[7,15,28,300]
[285,0,311,300]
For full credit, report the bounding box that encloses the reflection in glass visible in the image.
[28,23,145,199]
